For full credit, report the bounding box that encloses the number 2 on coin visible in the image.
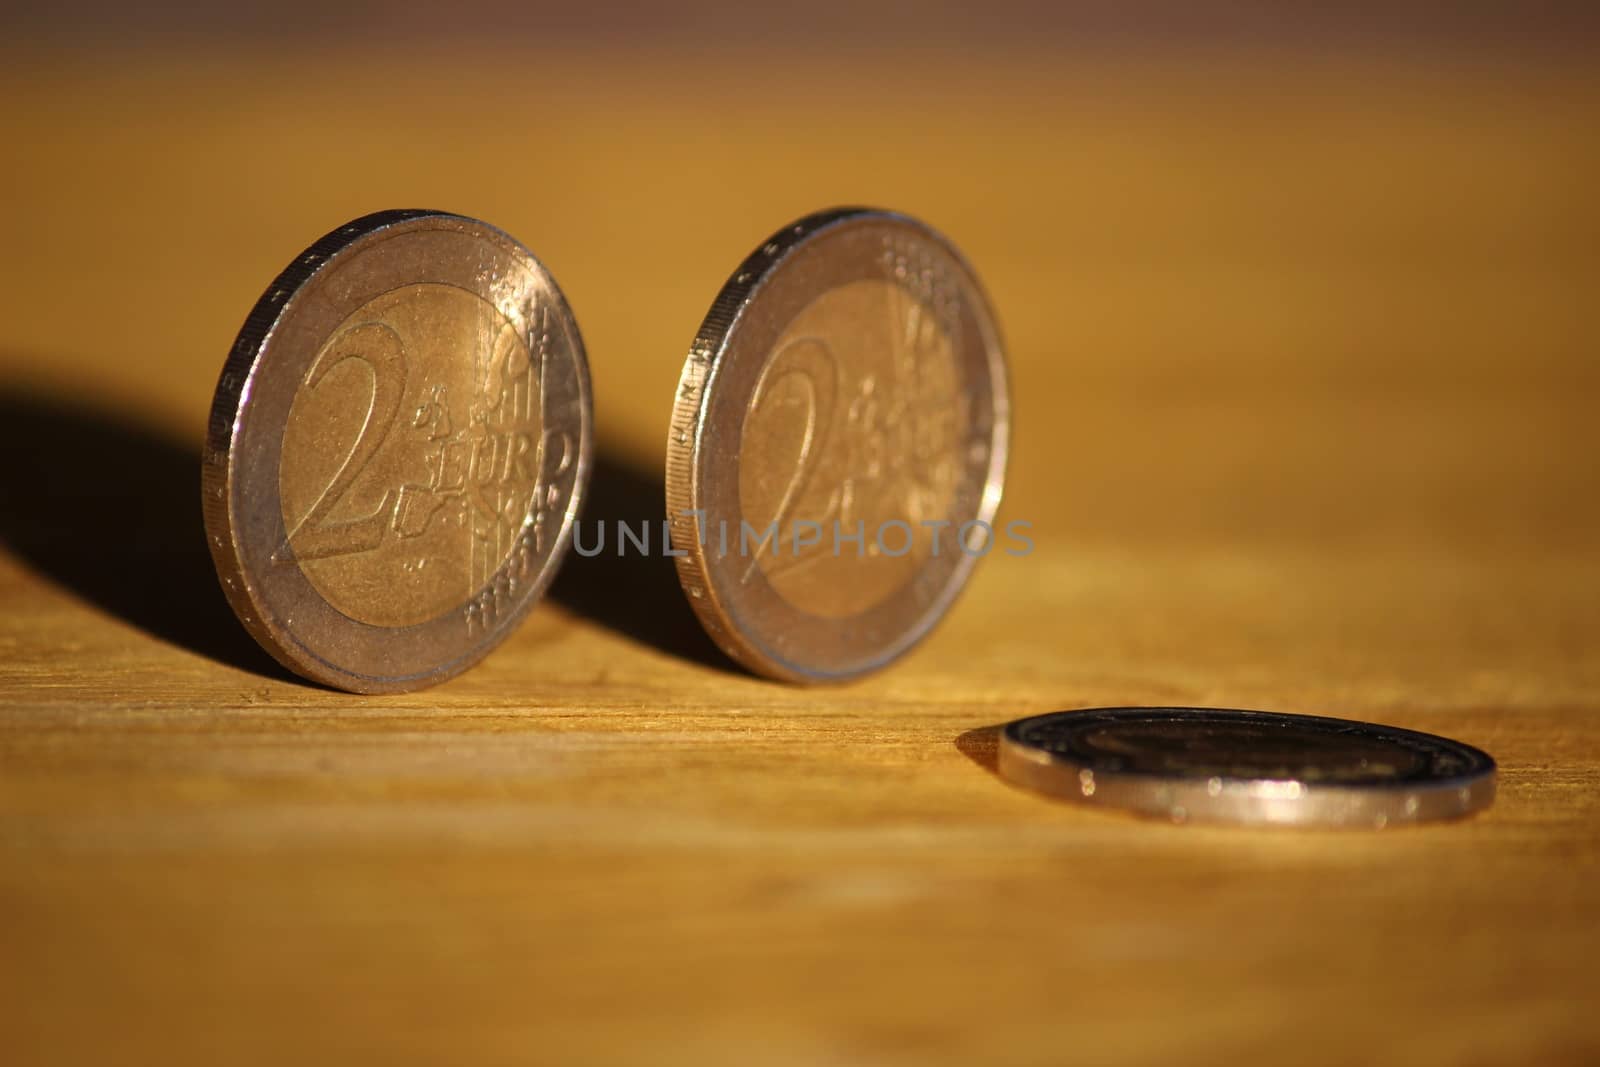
[278,322,408,562]
[740,337,839,583]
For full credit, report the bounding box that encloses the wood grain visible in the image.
[1,42,1596,1066]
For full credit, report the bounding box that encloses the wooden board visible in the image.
[1,42,1596,1065]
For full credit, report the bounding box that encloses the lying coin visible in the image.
[998,707,1496,827]
[666,208,1010,682]
[204,210,592,692]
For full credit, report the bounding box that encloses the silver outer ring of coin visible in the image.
[202,209,592,693]
[665,207,1011,683]
[998,707,1497,828]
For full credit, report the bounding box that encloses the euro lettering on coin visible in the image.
[666,208,1010,683]
[203,210,592,692]
[998,707,1497,828]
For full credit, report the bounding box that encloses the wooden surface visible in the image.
[1,40,1597,1065]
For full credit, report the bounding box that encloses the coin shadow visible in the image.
[955,723,1003,775]
[549,447,733,671]
[0,382,293,681]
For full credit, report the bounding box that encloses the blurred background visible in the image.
[2,2,1595,563]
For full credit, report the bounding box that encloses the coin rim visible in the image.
[664,207,1011,683]
[202,209,592,692]
[996,707,1498,828]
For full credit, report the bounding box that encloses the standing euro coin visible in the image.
[204,211,592,692]
[666,209,1010,682]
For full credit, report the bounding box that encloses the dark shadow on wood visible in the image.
[548,446,733,672]
[954,723,1003,775]
[0,382,292,681]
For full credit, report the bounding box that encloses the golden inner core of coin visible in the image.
[738,278,966,619]
[279,283,544,628]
